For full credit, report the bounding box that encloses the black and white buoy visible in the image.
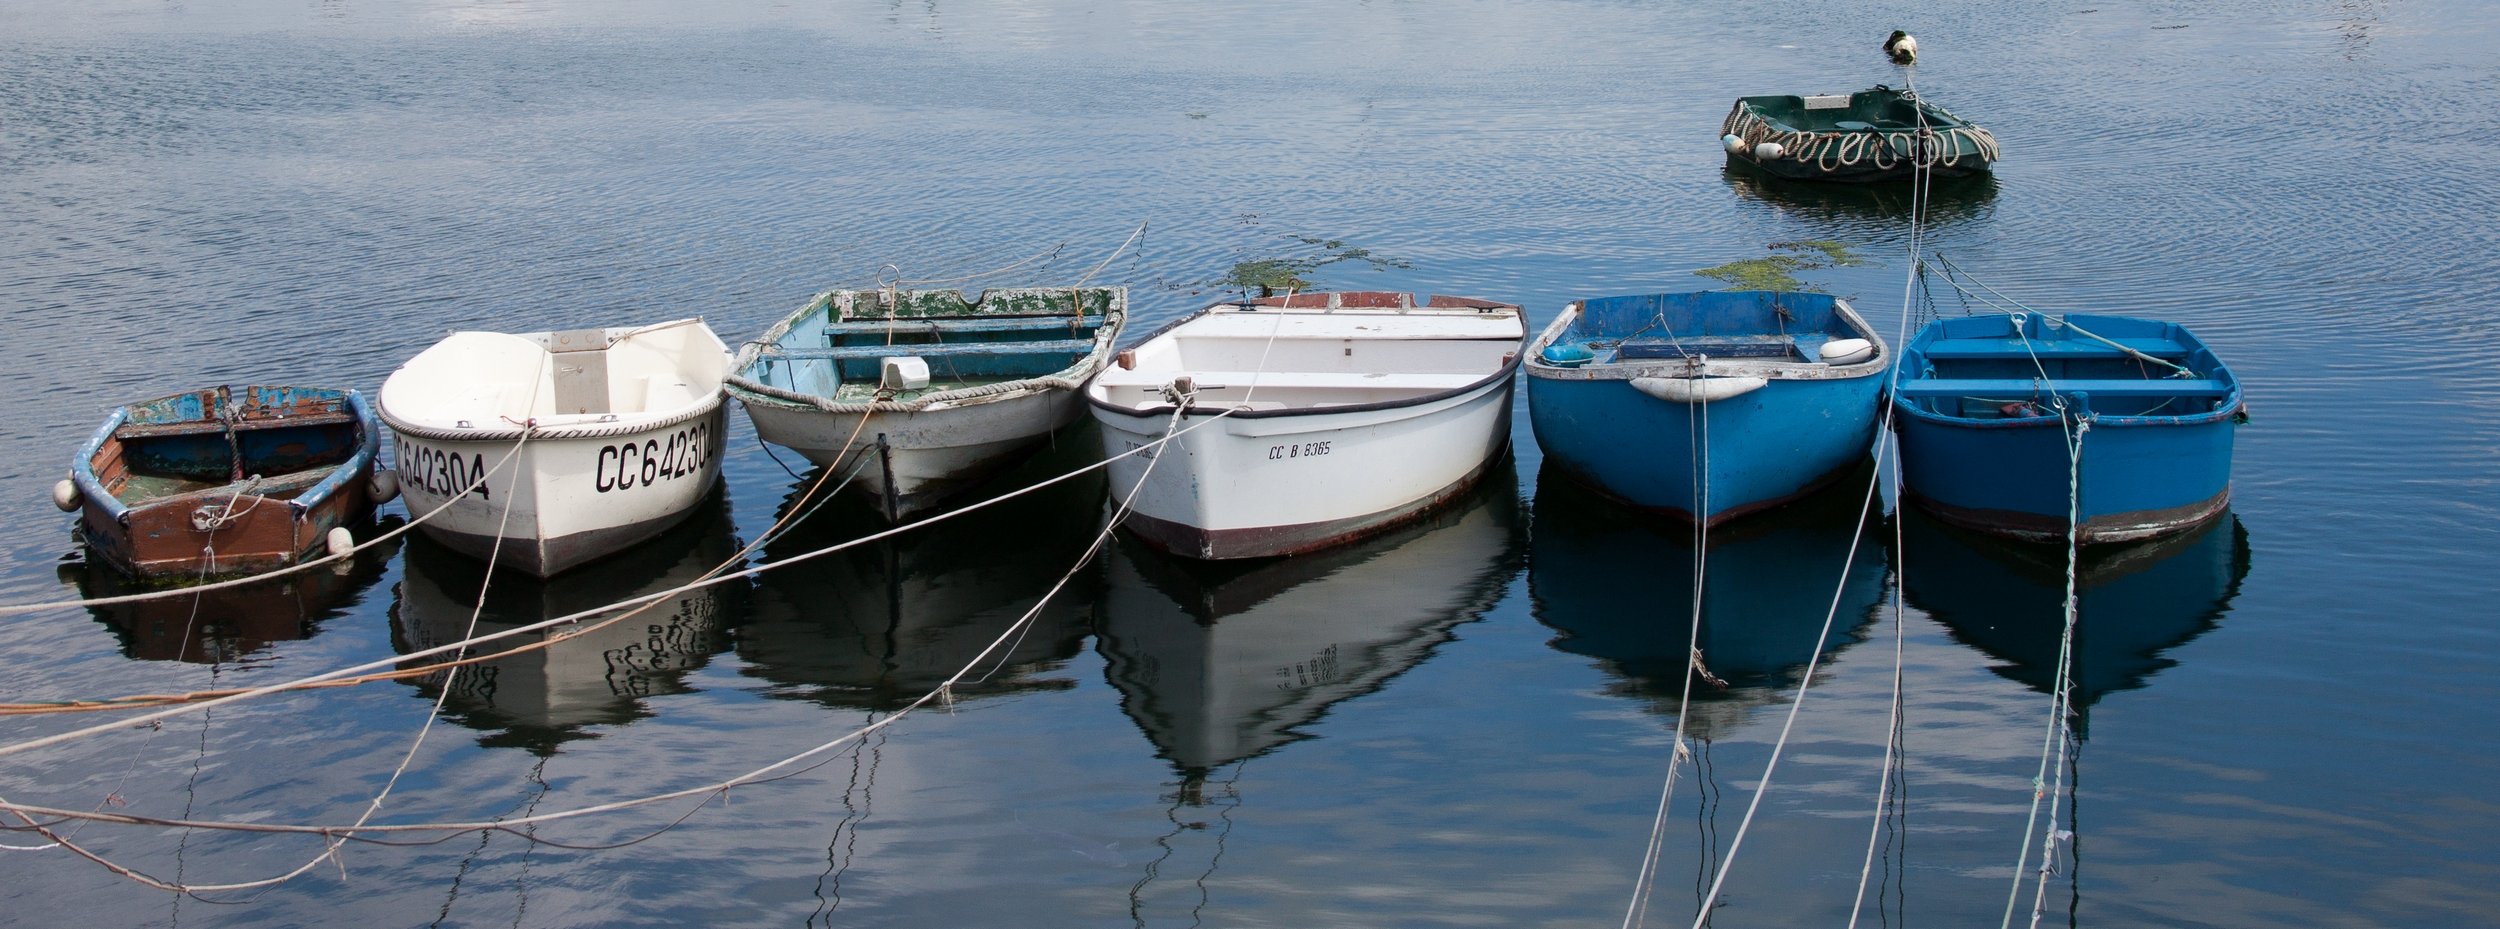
[1884,30,1918,64]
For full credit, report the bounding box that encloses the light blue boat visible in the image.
[1891,312,2244,544]
[1524,290,1889,524]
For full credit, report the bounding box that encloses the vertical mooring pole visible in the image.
[876,432,899,523]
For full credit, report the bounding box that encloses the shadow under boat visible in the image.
[1528,462,1887,740]
[1901,506,2250,734]
[733,431,1108,711]
[65,516,403,664]
[1096,464,1528,777]
[389,488,745,752]
[1721,160,2000,230]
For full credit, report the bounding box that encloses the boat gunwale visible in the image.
[1082,294,1525,422]
[72,385,380,525]
[379,319,733,442]
[1522,293,1892,384]
[380,393,727,443]
[1889,313,2244,430]
[1733,87,1976,134]
[727,286,1126,414]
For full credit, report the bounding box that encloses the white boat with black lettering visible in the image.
[378,318,730,577]
[1085,292,1524,560]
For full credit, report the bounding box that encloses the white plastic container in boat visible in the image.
[1085,292,1524,560]
[378,318,731,577]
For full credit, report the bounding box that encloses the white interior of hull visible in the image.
[383,318,729,429]
[1090,308,1520,412]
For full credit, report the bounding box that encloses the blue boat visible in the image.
[1524,290,1889,524]
[1891,313,2244,544]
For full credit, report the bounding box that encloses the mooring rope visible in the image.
[0,429,533,619]
[0,347,1228,899]
[2,356,554,896]
[1620,349,1716,929]
[1661,74,1944,926]
[1846,71,1942,929]
[2003,414,2091,929]
[3,375,900,720]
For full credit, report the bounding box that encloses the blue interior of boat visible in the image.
[1899,314,2238,420]
[107,386,364,499]
[748,310,1108,393]
[1556,291,1860,365]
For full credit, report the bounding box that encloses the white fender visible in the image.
[52,478,81,513]
[326,526,356,558]
[368,468,401,504]
[1818,337,1876,365]
[1753,141,1785,161]
[1722,133,1746,155]
[1632,376,1768,404]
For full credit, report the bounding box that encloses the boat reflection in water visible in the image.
[1098,466,1526,777]
[1901,506,2251,730]
[1721,161,1999,234]
[389,491,743,751]
[1096,468,1522,921]
[1528,464,1886,739]
[68,518,402,664]
[734,438,1105,710]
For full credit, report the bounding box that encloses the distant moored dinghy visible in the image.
[378,318,731,577]
[1720,85,1997,182]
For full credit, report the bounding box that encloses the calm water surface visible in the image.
[3,1,2496,926]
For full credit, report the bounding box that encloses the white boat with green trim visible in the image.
[727,287,1126,520]
[377,318,731,577]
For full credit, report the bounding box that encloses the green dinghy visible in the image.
[1720,85,1998,183]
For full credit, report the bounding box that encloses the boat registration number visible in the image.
[595,421,715,494]
[1267,441,1332,460]
[400,441,492,501]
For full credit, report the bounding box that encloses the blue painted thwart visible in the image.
[1891,313,2244,544]
[1524,290,1890,524]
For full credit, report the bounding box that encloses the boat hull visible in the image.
[71,386,381,580]
[1093,377,1516,560]
[739,384,1081,517]
[390,404,726,577]
[728,286,1126,521]
[1895,411,2235,544]
[1726,152,1991,183]
[1523,292,1889,525]
[1530,372,1880,524]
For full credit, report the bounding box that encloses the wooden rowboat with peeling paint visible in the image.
[1525,290,1889,525]
[63,385,384,580]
